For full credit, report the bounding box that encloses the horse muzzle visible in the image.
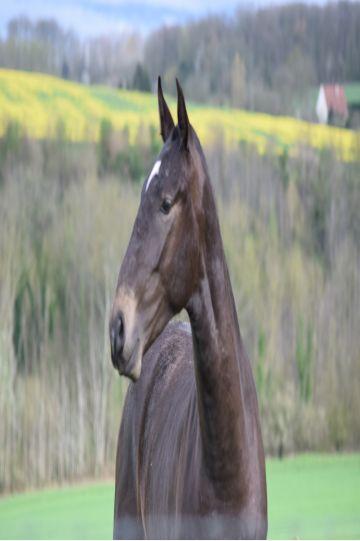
[109,302,143,381]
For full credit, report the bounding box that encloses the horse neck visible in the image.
[187,178,253,500]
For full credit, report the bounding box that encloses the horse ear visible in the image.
[176,78,189,150]
[158,76,174,142]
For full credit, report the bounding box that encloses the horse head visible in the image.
[109,78,206,381]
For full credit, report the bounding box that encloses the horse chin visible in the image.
[119,338,143,382]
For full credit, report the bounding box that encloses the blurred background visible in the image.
[0,0,359,538]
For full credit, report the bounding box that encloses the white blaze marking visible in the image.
[145,160,161,192]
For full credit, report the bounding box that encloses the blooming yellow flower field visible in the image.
[0,69,358,160]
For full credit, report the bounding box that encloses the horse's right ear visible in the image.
[176,78,189,150]
[158,76,174,142]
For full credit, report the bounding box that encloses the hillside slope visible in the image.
[0,69,358,160]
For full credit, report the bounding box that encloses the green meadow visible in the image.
[0,454,359,540]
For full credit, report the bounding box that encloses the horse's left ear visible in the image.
[176,78,189,150]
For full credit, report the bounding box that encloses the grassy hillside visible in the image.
[0,69,358,160]
[0,454,359,539]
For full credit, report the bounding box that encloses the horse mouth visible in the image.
[118,339,142,382]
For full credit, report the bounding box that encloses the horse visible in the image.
[109,78,267,539]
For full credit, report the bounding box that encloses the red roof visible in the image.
[323,84,348,117]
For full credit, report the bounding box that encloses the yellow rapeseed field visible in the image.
[0,68,359,161]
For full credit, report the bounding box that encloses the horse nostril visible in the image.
[110,312,125,367]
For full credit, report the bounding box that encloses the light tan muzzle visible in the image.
[109,288,144,381]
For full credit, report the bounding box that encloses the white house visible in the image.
[316,84,348,125]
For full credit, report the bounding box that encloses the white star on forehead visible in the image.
[145,160,161,192]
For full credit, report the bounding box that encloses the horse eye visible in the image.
[160,198,172,215]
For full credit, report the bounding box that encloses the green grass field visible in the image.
[0,454,359,539]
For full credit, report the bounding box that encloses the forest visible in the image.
[0,1,360,115]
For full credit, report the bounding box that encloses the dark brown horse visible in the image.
[109,78,267,539]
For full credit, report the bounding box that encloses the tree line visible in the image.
[0,2,359,115]
[0,15,142,87]
[144,1,360,114]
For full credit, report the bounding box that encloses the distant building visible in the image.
[316,84,348,125]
